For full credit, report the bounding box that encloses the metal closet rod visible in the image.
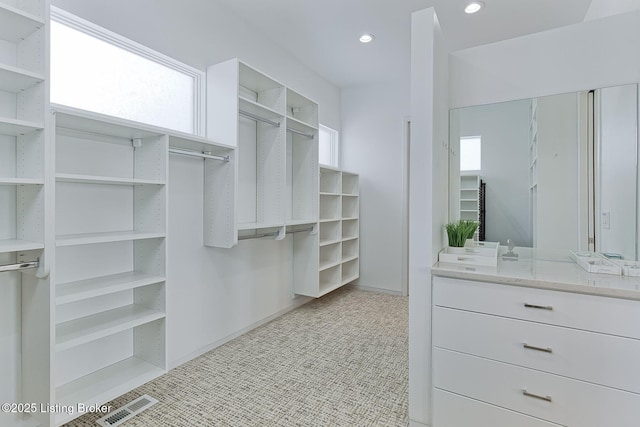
[169,147,229,162]
[0,260,39,273]
[238,226,314,241]
[239,110,281,128]
[286,128,315,139]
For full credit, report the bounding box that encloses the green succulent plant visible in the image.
[445,220,479,247]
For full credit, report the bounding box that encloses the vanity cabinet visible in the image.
[432,276,640,427]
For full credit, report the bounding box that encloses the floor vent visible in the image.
[96,395,158,427]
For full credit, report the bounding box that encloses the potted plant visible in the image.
[445,220,479,251]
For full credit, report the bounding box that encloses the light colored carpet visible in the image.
[64,286,409,426]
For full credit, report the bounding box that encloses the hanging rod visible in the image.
[169,147,229,162]
[286,227,314,234]
[238,231,279,241]
[0,260,39,273]
[238,226,315,241]
[286,128,315,139]
[239,110,281,128]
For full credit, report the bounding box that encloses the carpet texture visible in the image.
[64,287,409,426]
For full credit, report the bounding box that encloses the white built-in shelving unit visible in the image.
[0,1,49,426]
[52,105,168,426]
[207,59,319,245]
[459,173,480,239]
[49,104,234,426]
[295,167,359,297]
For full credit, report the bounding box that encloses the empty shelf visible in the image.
[0,64,44,93]
[0,3,44,43]
[56,272,166,305]
[56,173,165,186]
[55,357,165,426]
[0,177,44,185]
[56,231,165,247]
[319,260,341,272]
[0,239,43,254]
[56,304,165,351]
[0,117,44,136]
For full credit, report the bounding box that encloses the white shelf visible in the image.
[320,192,339,196]
[0,117,44,136]
[0,238,43,254]
[0,64,45,93]
[0,177,44,185]
[319,260,341,272]
[342,255,359,264]
[56,231,165,247]
[56,272,166,305]
[239,96,284,121]
[237,222,284,231]
[55,305,165,352]
[320,238,341,247]
[53,105,164,141]
[319,281,343,297]
[342,236,358,243]
[56,173,165,186]
[0,3,44,43]
[342,216,359,221]
[55,357,165,426]
[286,116,318,132]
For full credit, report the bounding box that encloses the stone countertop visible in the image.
[431,247,640,300]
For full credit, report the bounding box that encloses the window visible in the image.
[319,125,339,167]
[460,136,481,171]
[50,8,204,134]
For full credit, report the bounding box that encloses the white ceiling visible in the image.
[211,0,593,88]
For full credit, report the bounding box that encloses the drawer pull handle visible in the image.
[523,343,553,353]
[522,389,552,402]
[524,303,553,311]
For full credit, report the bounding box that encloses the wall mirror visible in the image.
[449,84,639,260]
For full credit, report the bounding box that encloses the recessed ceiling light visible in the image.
[359,34,375,43]
[464,1,485,14]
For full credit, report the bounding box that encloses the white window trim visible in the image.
[51,6,206,136]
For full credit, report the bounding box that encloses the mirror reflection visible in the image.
[449,84,639,260]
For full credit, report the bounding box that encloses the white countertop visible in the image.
[432,247,640,300]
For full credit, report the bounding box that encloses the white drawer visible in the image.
[433,348,640,427]
[433,276,640,339]
[433,389,563,427]
[433,306,640,393]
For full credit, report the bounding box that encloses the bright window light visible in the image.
[319,125,339,168]
[460,136,481,171]
[51,14,201,134]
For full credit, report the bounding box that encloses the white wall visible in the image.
[457,100,531,246]
[341,83,408,294]
[598,84,638,259]
[49,0,341,367]
[449,11,640,109]
[50,0,341,130]
[409,7,448,426]
[535,92,580,251]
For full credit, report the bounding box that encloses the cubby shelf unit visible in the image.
[293,168,360,298]
[0,1,49,427]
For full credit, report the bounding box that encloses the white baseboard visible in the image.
[169,296,313,370]
[348,283,404,296]
[409,420,430,427]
